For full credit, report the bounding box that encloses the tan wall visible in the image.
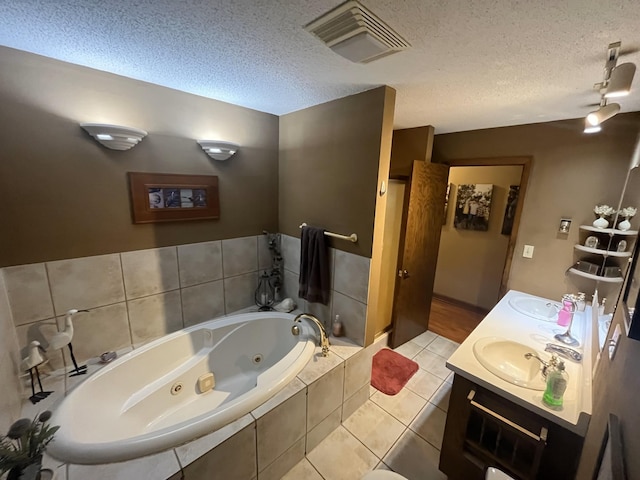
[0,47,279,267]
[432,114,640,301]
[435,165,523,309]
[278,86,395,257]
[390,126,433,177]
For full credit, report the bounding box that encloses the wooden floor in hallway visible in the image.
[427,295,487,344]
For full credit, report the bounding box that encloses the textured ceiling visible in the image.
[0,0,639,133]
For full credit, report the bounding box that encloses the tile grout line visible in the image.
[43,262,69,374]
[118,253,135,348]
[174,246,185,329]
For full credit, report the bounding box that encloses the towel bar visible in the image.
[299,223,358,243]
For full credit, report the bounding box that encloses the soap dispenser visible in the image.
[542,356,568,410]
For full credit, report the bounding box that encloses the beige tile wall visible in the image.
[4,235,272,369]
[0,272,22,433]
[280,234,370,345]
[2,232,378,480]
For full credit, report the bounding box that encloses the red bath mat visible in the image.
[371,348,419,395]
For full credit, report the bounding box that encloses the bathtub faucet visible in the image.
[294,313,330,357]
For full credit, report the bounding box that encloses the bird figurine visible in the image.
[49,308,89,377]
[21,340,52,404]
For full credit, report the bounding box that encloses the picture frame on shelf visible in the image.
[585,236,600,249]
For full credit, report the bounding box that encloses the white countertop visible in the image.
[446,290,593,436]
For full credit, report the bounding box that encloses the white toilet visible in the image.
[486,467,515,479]
[362,466,514,479]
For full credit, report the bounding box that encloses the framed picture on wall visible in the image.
[501,185,520,235]
[128,172,220,224]
[443,183,451,225]
[453,184,493,231]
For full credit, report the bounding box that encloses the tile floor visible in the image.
[282,330,459,480]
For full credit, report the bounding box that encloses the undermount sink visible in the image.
[473,337,546,390]
[508,296,560,322]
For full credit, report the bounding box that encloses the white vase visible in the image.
[618,217,631,231]
[593,216,609,229]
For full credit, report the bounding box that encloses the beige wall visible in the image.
[433,114,640,301]
[390,126,433,177]
[435,165,522,309]
[278,86,396,258]
[0,47,279,267]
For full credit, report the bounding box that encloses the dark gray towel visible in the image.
[298,226,330,304]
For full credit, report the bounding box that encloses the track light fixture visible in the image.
[586,103,620,126]
[583,41,636,134]
[605,63,636,98]
[583,118,601,134]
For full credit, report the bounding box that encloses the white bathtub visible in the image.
[48,311,316,464]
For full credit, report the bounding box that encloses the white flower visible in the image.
[594,205,615,216]
[620,206,637,218]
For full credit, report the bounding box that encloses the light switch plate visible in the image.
[523,245,534,258]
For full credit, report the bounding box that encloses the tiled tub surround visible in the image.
[280,234,371,346]
[2,232,374,477]
[0,272,22,433]
[2,235,278,373]
[17,333,382,480]
[4,233,371,374]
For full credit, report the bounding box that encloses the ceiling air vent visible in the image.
[305,0,410,64]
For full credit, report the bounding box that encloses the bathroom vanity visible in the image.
[440,290,594,480]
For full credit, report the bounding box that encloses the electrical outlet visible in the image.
[523,245,534,258]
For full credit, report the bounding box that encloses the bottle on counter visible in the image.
[542,358,568,410]
[598,298,606,316]
[332,314,344,337]
[556,294,576,327]
[576,292,586,312]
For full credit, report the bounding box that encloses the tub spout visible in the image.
[294,313,330,357]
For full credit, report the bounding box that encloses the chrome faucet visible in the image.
[545,343,582,362]
[524,352,558,378]
[294,313,330,357]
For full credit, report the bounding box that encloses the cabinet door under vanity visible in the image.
[440,375,584,480]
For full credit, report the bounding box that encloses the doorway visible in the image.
[379,157,530,346]
[429,158,530,342]
[372,179,406,338]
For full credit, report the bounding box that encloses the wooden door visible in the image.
[389,160,449,348]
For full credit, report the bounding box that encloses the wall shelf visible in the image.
[568,268,624,283]
[579,225,638,236]
[574,244,632,258]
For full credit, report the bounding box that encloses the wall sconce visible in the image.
[80,123,147,150]
[197,140,239,161]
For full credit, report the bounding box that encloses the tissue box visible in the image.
[575,260,600,275]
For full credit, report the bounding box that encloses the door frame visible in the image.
[437,156,532,297]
